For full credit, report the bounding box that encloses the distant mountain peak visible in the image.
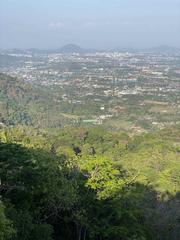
[59,44,84,53]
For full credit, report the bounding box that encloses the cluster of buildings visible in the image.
[0,50,179,131]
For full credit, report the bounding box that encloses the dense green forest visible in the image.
[0,125,180,240]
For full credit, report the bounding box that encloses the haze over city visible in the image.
[0,0,180,49]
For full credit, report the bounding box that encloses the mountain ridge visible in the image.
[1,44,180,54]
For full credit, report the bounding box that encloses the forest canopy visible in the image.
[0,125,180,240]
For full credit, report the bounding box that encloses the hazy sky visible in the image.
[0,0,180,49]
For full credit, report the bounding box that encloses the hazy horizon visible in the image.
[0,0,180,49]
[1,43,180,51]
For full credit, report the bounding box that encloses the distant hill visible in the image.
[55,44,98,54]
[1,45,180,55]
[57,44,85,53]
[1,44,98,55]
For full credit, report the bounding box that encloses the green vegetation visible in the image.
[0,73,75,127]
[0,73,180,239]
[0,125,180,240]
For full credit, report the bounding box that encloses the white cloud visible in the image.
[48,21,64,29]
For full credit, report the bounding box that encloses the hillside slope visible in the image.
[0,73,70,127]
